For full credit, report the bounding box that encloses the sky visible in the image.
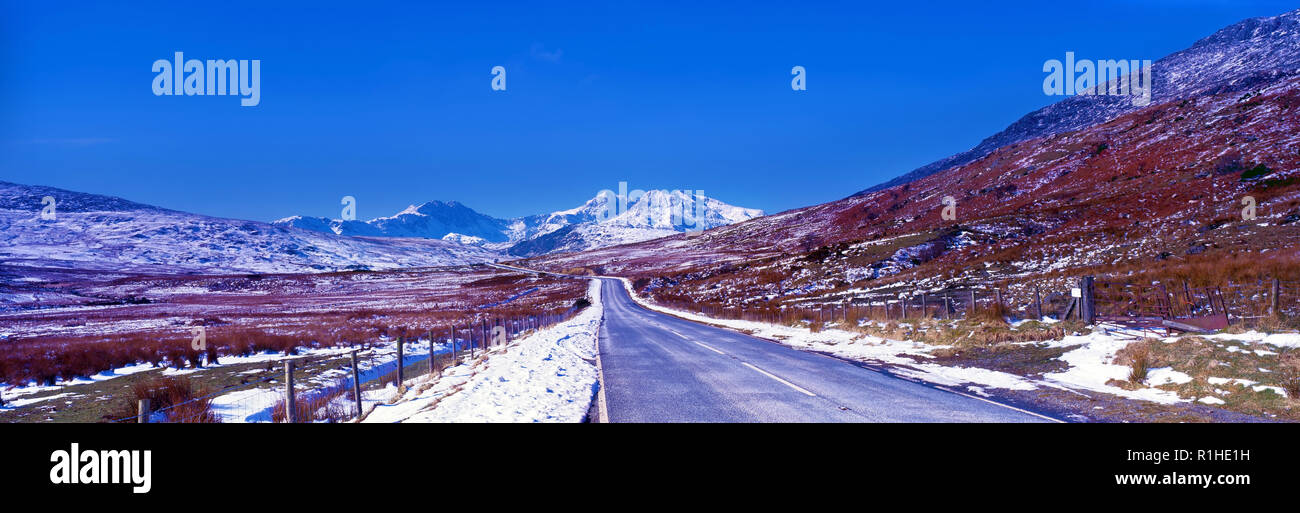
[1,0,1296,222]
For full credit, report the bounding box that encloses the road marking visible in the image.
[937,386,1065,423]
[742,362,817,397]
[595,319,610,424]
[693,341,726,355]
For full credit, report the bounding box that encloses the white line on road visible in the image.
[937,386,1065,423]
[693,341,726,355]
[742,362,817,397]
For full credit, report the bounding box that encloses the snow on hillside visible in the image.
[277,189,764,257]
[0,182,500,274]
[275,201,508,242]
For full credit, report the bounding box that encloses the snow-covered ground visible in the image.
[0,337,436,420]
[208,339,434,423]
[363,279,603,423]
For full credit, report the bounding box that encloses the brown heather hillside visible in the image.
[525,75,1300,307]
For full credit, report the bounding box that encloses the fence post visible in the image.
[284,360,296,424]
[968,290,976,315]
[900,294,907,318]
[995,288,1003,308]
[428,331,437,376]
[350,350,362,420]
[137,398,150,424]
[921,293,927,318]
[1035,284,1043,320]
[396,336,404,388]
[944,295,952,320]
[1080,276,1096,325]
[1272,278,1281,317]
[450,327,457,362]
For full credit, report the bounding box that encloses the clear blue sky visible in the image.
[1,0,1294,222]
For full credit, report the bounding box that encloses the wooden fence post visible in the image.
[900,294,907,318]
[284,360,296,424]
[995,288,1003,308]
[944,295,952,319]
[468,320,475,358]
[396,336,404,387]
[450,327,457,362]
[921,293,928,318]
[1034,284,1043,320]
[350,350,362,420]
[138,398,150,424]
[968,290,977,315]
[1272,278,1281,317]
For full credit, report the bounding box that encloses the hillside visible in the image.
[857,8,1300,196]
[527,69,1300,306]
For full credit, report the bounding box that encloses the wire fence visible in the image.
[658,285,1041,328]
[104,307,587,423]
[654,274,1298,335]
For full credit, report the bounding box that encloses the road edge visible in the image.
[594,304,610,424]
[609,276,1066,423]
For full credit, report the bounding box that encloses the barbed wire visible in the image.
[106,348,382,423]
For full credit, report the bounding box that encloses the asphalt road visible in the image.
[596,278,1055,423]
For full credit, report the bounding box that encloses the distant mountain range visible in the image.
[0,181,762,275]
[274,189,764,257]
[0,181,499,274]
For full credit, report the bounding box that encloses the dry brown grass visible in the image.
[103,375,217,423]
[1127,341,1152,384]
[1281,350,1300,400]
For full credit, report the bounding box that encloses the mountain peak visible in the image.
[274,188,764,256]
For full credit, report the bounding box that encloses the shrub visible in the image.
[1127,342,1151,384]
[1280,350,1300,400]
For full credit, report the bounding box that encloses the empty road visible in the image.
[596,278,1055,423]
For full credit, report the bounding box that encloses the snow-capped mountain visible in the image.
[277,189,763,256]
[857,8,1300,196]
[276,200,510,242]
[504,190,764,256]
[0,182,500,274]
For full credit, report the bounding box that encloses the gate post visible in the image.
[284,360,296,423]
[1080,276,1096,325]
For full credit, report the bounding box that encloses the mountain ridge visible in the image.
[0,181,500,275]
[854,7,1300,197]
[274,188,764,256]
